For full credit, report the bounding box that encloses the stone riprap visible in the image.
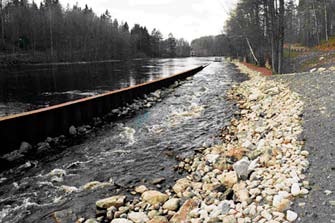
[75,61,309,223]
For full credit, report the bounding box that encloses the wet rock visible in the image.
[37,142,51,153]
[151,177,165,185]
[61,185,79,193]
[162,198,180,211]
[69,126,77,135]
[96,195,126,209]
[135,185,148,194]
[128,212,149,223]
[20,141,32,154]
[172,178,190,194]
[286,210,298,222]
[150,90,161,98]
[318,67,326,72]
[83,181,112,190]
[84,219,98,223]
[49,168,66,177]
[329,200,335,206]
[52,209,77,223]
[141,190,169,205]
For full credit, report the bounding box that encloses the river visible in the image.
[0,58,211,117]
[0,59,247,223]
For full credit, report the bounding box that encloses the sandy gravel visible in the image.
[271,71,335,222]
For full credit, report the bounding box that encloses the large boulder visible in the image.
[141,190,169,205]
[127,212,149,223]
[162,198,180,211]
[52,209,77,223]
[217,171,238,188]
[172,178,190,194]
[96,195,126,209]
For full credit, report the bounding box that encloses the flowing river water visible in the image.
[0,58,211,117]
[0,60,247,223]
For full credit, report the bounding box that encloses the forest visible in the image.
[193,0,335,73]
[0,0,191,63]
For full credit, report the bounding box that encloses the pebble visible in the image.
[162,198,180,211]
[142,190,169,205]
[291,183,301,196]
[286,210,298,222]
[96,195,126,209]
[135,185,148,194]
[128,211,149,223]
[111,219,133,223]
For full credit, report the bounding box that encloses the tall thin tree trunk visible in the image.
[0,0,5,47]
[312,1,320,44]
[324,0,329,41]
[269,0,278,73]
[49,6,54,61]
[278,0,285,74]
[245,37,259,65]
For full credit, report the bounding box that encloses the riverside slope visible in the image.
[58,62,310,223]
[272,71,335,222]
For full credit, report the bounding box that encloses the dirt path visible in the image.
[272,71,335,222]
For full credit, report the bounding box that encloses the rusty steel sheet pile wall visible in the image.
[0,65,205,154]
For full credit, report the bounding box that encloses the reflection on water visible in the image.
[0,57,212,117]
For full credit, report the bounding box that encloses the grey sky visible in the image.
[36,0,237,42]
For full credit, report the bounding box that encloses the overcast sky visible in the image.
[35,0,237,42]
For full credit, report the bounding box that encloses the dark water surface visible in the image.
[0,58,210,117]
[0,61,247,223]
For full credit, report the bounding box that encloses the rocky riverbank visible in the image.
[64,61,309,223]
[271,70,335,222]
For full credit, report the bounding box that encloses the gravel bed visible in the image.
[271,71,335,222]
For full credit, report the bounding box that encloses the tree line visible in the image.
[0,0,191,63]
[192,0,335,74]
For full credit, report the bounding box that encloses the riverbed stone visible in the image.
[127,211,149,223]
[217,171,238,188]
[135,185,148,194]
[52,209,77,223]
[291,183,300,196]
[172,178,190,194]
[162,198,180,211]
[147,216,168,223]
[233,157,251,180]
[96,195,126,209]
[170,199,199,223]
[141,190,169,205]
[111,219,133,223]
[286,210,298,222]
[233,182,250,203]
[69,126,77,135]
[19,141,33,154]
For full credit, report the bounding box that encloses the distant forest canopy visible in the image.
[191,35,230,57]
[0,0,191,62]
[194,0,335,74]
